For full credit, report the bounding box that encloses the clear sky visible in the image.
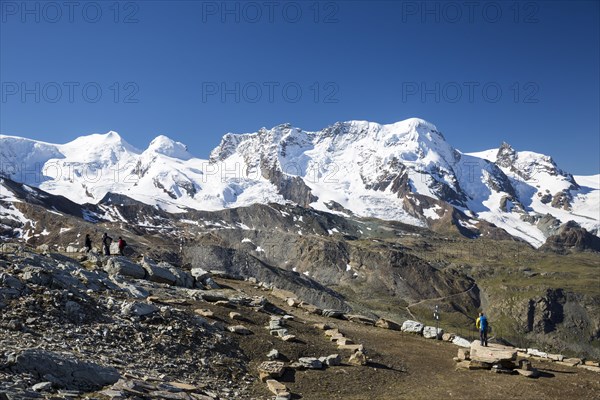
[1,0,598,174]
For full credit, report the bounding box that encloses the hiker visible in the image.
[84,234,92,253]
[476,312,489,347]
[117,236,127,256]
[102,232,113,256]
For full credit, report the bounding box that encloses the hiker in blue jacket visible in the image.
[476,312,489,346]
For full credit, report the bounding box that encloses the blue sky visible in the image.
[1,0,599,174]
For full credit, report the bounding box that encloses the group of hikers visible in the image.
[84,233,127,256]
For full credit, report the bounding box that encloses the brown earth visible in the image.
[206,278,600,400]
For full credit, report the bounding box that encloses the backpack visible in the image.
[480,315,488,331]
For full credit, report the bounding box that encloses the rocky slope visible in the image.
[1,246,599,400]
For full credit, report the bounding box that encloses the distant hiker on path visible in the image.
[117,236,127,256]
[84,234,92,253]
[476,312,489,347]
[102,233,113,256]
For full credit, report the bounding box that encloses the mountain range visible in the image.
[1,118,598,248]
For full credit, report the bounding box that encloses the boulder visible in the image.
[348,351,367,366]
[442,332,455,342]
[191,267,210,281]
[515,368,539,378]
[457,348,470,361]
[468,360,493,370]
[547,353,564,362]
[470,341,517,364]
[519,359,533,371]
[258,361,285,382]
[104,257,146,279]
[578,365,600,373]
[313,323,331,330]
[229,312,242,320]
[322,309,345,319]
[140,257,178,285]
[228,325,252,335]
[401,320,424,334]
[329,333,346,342]
[36,244,50,252]
[267,349,280,360]
[270,329,289,337]
[336,337,354,346]
[422,326,443,339]
[8,349,120,391]
[286,297,300,307]
[557,358,581,367]
[338,344,364,352]
[297,357,323,369]
[160,262,194,288]
[324,328,341,337]
[266,379,289,397]
[0,273,24,291]
[452,336,471,348]
[202,277,220,289]
[121,301,159,317]
[110,276,149,299]
[491,365,515,374]
[375,318,402,331]
[269,317,285,330]
[526,348,548,358]
[324,354,341,366]
[194,309,214,318]
[32,382,53,392]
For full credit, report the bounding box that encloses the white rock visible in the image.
[452,336,472,348]
[298,357,323,369]
[191,267,210,280]
[121,301,158,317]
[401,320,424,334]
[527,348,548,358]
[422,326,443,339]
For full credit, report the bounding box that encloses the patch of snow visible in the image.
[423,204,443,220]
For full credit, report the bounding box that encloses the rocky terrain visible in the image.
[1,245,599,400]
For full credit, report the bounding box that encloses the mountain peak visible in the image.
[496,142,517,168]
[105,130,121,139]
[146,135,192,160]
[62,131,140,158]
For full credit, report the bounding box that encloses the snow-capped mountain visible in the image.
[1,118,598,247]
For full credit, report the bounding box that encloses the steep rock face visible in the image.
[183,243,350,311]
[541,221,600,253]
[483,286,600,359]
[526,289,566,334]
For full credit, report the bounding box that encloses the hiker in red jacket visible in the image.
[117,237,127,256]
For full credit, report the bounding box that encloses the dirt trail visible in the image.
[220,279,600,400]
[405,284,476,320]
